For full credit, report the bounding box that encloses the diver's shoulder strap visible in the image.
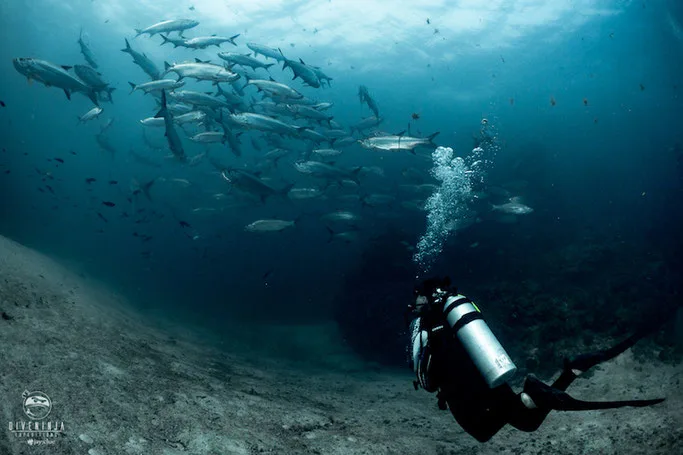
[523,375,665,411]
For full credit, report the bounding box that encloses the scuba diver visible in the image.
[407,277,667,442]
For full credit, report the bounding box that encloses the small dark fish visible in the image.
[411,112,420,120]
[583,98,588,106]
[54,158,64,163]
[85,177,96,184]
[263,269,273,280]
[4,170,9,174]
[102,201,115,207]
[510,98,514,105]
[108,180,118,185]
[550,96,556,106]
[189,5,195,10]
[46,185,55,194]
[426,18,430,24]
[0,101,5,107]
[70,150,77,155]
[38,187,45,193]
[639,83,645,91]
[500,55,505,63]
[97,212,108,223]
[179,220,191,228]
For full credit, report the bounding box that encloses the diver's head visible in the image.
[414,276,456,303]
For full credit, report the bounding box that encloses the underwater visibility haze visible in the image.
[1,0,683,451]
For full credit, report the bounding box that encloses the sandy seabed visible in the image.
[0,234,681,455]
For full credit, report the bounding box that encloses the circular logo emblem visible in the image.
[23,391,52,420]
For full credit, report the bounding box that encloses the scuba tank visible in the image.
[443,294,517,388]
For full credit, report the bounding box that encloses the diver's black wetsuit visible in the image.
[410,278,667,443]
[432,329,523,441]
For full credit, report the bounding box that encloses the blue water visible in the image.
[1,1,682,364]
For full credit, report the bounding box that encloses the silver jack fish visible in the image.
[294,161,362,184]
[218,168,294,203]
[228,112,301,136]
[77,28,98,68]
[77,106,103,123]
[350,115,383,133]
[245,219,296,232]
[13,58,99,105]
[154,90,185,162]
[246,78,303,99]
[163,61,240,83]
[135,19,199,37]
[73,65,115,103]
[168,90,230,109]
[358,85,380,117]
[492,197,534,215]
[161,34,240,49]
[282,57,321,88]
[246,43,287,62]
[359,132,440,153]
[218,52,275,71]
[121,39,160,80]
[128,79,185,94]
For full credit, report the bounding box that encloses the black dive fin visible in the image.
[524,375,665,412]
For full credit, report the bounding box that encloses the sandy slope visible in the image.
[0,234,681,455]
